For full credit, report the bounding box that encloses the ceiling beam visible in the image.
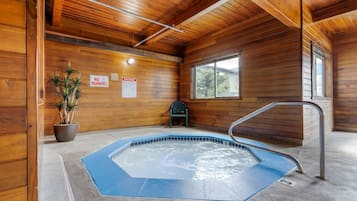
[45,31,182,63]
[52,0,64,26]
[312,0,357,22]
[143,0,230,45]
[252,0,301,28]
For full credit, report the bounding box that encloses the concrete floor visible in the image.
[39,126,357,201]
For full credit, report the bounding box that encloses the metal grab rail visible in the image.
[228,101,326,180]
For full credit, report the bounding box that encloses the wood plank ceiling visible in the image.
[46,0,357,55]
[304,0,357,36]
[46,0,264,55]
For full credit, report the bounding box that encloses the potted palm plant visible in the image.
[50,62,81,142]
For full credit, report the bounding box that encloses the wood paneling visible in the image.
[0,51,26,80]
[312,11,357,36]
[0,187,27,201]
[0,107,27,134]
[144,0,229,45]
[47,0,264,55]
[252,0,301,28]
[302,3,333,139]
[156,0,263,47]
[52,0,64,26]
[45,32,182,63]
[0,0,42,200]
[312,0,357,22]
[46,17,180,55]
[0,160,27,191]
[63,0,194,34]
[27,0,44,200]
[304,0,343,11]
[180,14,303,141]
[0,0,26,28]
[0,24,26,54]
[0,79,26,107]
[0,134,27,163]
[37,5,46,194]
[47,16,140,45]
[333,31,357,132]
[304,0,357,37]
[44,40,178,135]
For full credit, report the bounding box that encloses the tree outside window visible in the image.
[193,56,239,99]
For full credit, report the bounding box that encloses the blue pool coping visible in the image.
[81,133,295,201]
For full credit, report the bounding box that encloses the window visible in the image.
[312,46,325,97]
[192,55,239,99]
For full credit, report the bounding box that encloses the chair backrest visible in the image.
[170,101,188,114]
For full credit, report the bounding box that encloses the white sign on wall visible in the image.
[90,75,109,88]
[122,77,137,98]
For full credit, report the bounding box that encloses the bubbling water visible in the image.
[112,140,258,180]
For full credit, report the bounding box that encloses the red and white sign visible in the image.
[90,75,109,88]
[122,77,137,82]
[122,77,137,98]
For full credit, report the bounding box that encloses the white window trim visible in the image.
[312,45,326,98]
[191,55,240,100]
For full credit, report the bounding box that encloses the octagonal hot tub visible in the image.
[82,133,295,201]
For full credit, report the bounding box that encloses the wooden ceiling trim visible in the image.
[52,0,64,26]
[143,0,230,45]
[252,0,301,28]
[47,17,143,46]
[312,0,357,22]
[304,1,357,37]
[45,31,182,63]
[303,0,343,11]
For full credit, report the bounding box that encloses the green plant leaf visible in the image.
[49,62,81,124]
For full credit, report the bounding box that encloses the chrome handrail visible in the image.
[228,101,325,180]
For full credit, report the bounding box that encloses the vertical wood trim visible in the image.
[299,0,304,136]
[37,0,45,186]
[26,0,38,200]
[299,0,303,99]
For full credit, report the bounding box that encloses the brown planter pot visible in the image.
[54,124,78,142]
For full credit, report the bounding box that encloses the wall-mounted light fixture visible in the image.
[127,58,135,65]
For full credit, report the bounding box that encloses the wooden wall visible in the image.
[44,40,178,135]
[0,0,28,200]
[333,31,357,132]
[302,4,333,140]
[0,0,42,200]
[180,14,304,142]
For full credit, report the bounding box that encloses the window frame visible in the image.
[311,44,326,98]
[191,54,240,100]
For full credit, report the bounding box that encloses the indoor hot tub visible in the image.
[82,133,295,200]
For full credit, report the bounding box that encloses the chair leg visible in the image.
[169,117,172,128]
[185,115,188,127]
